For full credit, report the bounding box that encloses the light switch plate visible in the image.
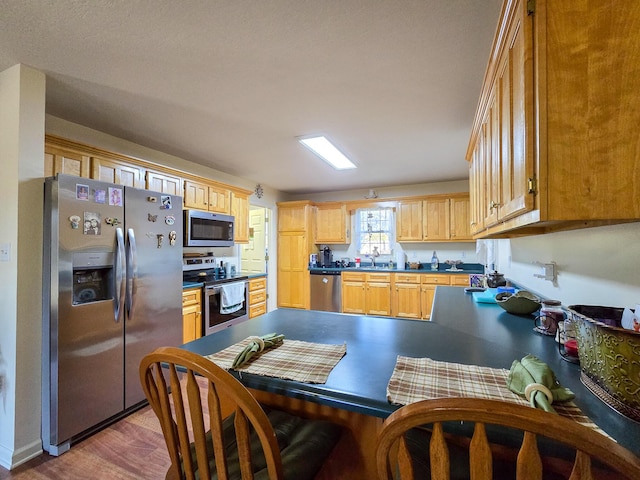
[0,243,10,262]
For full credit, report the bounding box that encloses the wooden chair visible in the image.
[375,398,640,480]
[139,346,343,480]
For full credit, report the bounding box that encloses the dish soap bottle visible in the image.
[431,251,439,271]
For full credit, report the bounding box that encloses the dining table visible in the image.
[181,286,640,478]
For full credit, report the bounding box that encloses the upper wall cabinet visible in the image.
[44,145,91,178]
[396,194,472,243]
[230,190,249,243]
[184,180,231,214]
[466,0,640,238]
[91,155,145,188]
[315,203,350,244]
[146,170,182,195]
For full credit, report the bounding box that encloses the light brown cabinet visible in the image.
[420,274,452,320]
[315,203,350,244]
[466,0,640,237]
[231,191,249,243]
[146,170,182,195]
[392,273,421,319]
[277,201,316,309]
[397,194,472,243]
[44,145,91,178]
[248,276,267,318]
[91,155,145,188]
[182,288,202,344]
[342,271,391,316]
[184,180,231,213]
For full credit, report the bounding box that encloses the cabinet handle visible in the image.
[489,200,501,210]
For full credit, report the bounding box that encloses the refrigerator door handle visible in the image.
[114,227,126,322]
[126,228,138,320]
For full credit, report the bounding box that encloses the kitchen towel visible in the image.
[220,283,245,314]
[387,356,610,437]
[206,337,347,384]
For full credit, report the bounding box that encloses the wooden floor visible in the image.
[0,406,170,480]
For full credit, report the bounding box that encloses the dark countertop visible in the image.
[183,272,266,289]
[181,287,640,455]
[309,263,484,275]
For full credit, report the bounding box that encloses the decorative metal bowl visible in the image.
[495,291,541,315]
[568,305,640,422]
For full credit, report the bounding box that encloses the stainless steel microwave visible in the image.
[183,210,234,247]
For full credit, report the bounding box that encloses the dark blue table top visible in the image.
[182,286,640,455]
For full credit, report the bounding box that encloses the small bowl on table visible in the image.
[495,290,541,315]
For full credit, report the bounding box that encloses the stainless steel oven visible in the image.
[204,279,249,335]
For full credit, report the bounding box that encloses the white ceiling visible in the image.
[0,0,502,195]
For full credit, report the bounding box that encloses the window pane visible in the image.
[357,208,394,255]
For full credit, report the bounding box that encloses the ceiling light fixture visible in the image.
[298,135,356,170]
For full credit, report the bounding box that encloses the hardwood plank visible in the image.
[0,406,169,480]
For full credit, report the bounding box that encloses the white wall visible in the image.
[0,64,46,469]
[496,222,640,308]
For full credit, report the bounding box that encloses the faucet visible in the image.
[370,246,379,267]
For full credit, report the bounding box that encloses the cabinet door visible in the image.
[315,204,349,244]
[396,201,422,241]
[231,191,249,243]
[484,95,501,227]
[44,147,91,178]
[91,156,144,188]
[449,196,472,241]
[184,181,209,210]
[420,285,436,320]
[342,281,366,314]
[278,204,310,232]
[182,304,201,344]
[208,185,230,214]
[366,282,391,316]
[277,233,308,309]
[423,198,450,241]
[468,148,484,235]
[498,0,534,222]
[394,283,421,319]
[147,170,182,195]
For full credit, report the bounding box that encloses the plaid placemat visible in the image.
[387,356,610,437]
[205,338,346,384]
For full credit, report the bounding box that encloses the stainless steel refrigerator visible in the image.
[42,174,183,455]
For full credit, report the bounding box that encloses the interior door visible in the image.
[241,206,268,273]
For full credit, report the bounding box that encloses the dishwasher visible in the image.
[310,270,342,312]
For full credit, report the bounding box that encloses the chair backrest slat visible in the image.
[139,347,285,480]
[429,423,450,480]
[375,398,640,480]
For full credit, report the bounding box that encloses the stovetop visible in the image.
[182,268,248,286]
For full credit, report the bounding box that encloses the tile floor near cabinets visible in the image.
[0,406,170,480]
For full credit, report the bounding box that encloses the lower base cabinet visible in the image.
[342,271,391,316]
[249,277,267,318]
[182,287,202,344]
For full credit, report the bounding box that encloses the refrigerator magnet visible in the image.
[161,195,172,209]
[148,214,158,222]
[94,189,106,204]
[108,188,123,206]
[69,215,81,229]
[169,231,177,246]
[76,184,89,200]
[165,215,175,226]
[83,212,101,235]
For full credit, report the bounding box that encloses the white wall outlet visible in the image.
[0,243,10,262]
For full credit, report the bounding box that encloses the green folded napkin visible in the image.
[231,333,285,369]
[506,354,574,413]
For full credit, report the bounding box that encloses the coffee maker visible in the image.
[320,246,333,267]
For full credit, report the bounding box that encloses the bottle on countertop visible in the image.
[431,251,439,271]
